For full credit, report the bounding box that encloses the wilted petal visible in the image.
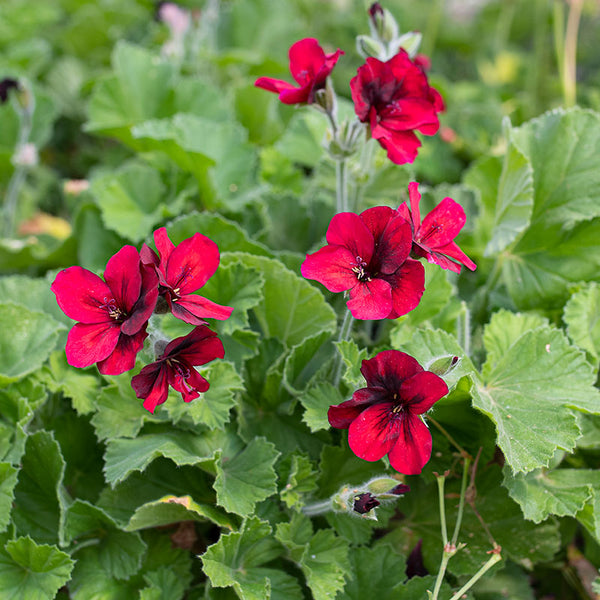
[387,413,432,475]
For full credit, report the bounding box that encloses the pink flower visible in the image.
[398,182,476,273]
[141,227,233,326]
[255,38,343,105]
[131,326,224,413]
[300,207,424,320]
[328,350,448,475]
[51,246,158,375]
[350,50,444,164]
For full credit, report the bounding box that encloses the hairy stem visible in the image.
[336,159,348,213]
[451,457,472,546]
[448,552,502,600]
[333,309,354,386]
[302,499,332,516]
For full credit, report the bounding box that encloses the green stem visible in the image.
[553,1,566,91]
[332,309,354,386]
[335,159,348,213]
[563,0,583,107]
[436,473,448,547]
[431,550,452,600]
[448,552,502,600]
[451,457,471,547]
[302,499,332,517]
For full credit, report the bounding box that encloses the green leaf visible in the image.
[140,566,188,600]
[278,454,317,509]
[0,537,74,600]
[484,134,534,256]
[564,281,600,362]
[403,262,454,326]
[214,438,279,517]
[103,428,242,487]
[276,513,350,600]
[90,161,171,243]
[284,332,333,394]
[0,303,64,385]
[334,340,368,389]
[200,261,265,334]
[223,253,337,348]
[86,42,175,140]
[503,467,600,523]
[12,431,66,544]
[275,110,326,167]
[38,351,100,416]
[510,108,600,229]
[202,517,301,600]
[336,544,407,600]
[166,362,243,431]
[63,500,146,580]
[125,495,235,531]
[0,463,18,533]
[481,309,548,378]
[299,382,343,432]
[473,326,600,473]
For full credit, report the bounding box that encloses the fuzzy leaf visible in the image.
[564,281,600,362]
[0,463,18,533]
[299,382,343,432]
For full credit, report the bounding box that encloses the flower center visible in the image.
[391,393,406,414]
[100,297,124,321]
[351,255,372,282]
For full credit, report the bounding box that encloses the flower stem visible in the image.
[431,548,453,600]
[302,498,332,516]
[335,159,348,213]
[448,552,502,600]
[428,417,470,460]
[563,0,583,107]
[332,309,354,386]
[451,457,471,547]
[436,473,449,547]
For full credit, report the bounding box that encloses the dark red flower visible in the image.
[141,227,233,326]
[328,350,448,475]
[397,182,476,273]
[300,207,424,320]
[353,492,380,514]
[131,325,224,413]
[350,50,443,164]
[51,246,158,375]
[255,38,343,105]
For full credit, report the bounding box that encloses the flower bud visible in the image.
[356,35,385,60]
[394,31,422,58]
[365,476,399,495]
[313,78,337,119]
[426,355,460,377]
[368,3,398,44]
[353,493,380,515]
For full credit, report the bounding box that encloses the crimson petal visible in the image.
[348,402,397,462]
[103,245,142,313]
[401,371,448,414]
[359,350,423,390]
[65,321,120,368]
[347,279,392,320]
[384,258,425,318]
[131,362,169,414]
[419,197,466,248]
[171,294,233,325]
[97,328,147,375]
[387,413,432,475]
[326,212,375,265]
[301,245,358,293]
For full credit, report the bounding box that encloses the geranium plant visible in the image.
[1,1,600,599]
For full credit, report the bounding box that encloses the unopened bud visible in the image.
[367,3,398,44]
[353,493,380,515]
[394,31,422,58]
[366,476,399,495]
[356,35,385,60]
[313,78,337,118]
[427,355,460,377]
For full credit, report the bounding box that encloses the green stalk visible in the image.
[563,0,583,107]
[332,309,354,386]
[436,473,448,547]
[448,552,502,600]
[302,499,332,516]
[451,457,471,546]
[335,159,348,213]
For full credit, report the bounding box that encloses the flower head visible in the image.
[301,207,424,320]
[141,227,233,326]
[350,50,443,164]
[328,350,448,475]
[51,246,158,375]
[255,38,343,105]
[131,325,224,413]
[353,492,380,515]
[398,182,476,273]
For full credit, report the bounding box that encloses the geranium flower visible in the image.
[300,207,424,320]
[397,182,476,273]
[350,50,444,164]
[328,350,448,475]
[51,246,158,375]
[255,38,343,105]
[131,325,224,413]
[141,227,233,326]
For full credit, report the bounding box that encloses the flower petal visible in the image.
[348,402,397,461]
[51,266,112,323]
[165,325,225,366]
[347,278,392,320]
[171,294,232,325]
[407,181,422,231]
[131,362,169,414]
[288,38,326,84]
[383,258,425,318]
[376,214,412,275]
[165,233,220,294]
[434,241,477,272]
[154,227,175,275]
[387,413,432,475]
[301,245,358,293]
[65,321,120,368]
[97,328,147,376]
[121,263,159,336]
[359,206,394,246]
[169,362,209,402]
[419,197,466,248]
[103,245,142,313]
[359,350,423,390]
[255,76,297,95]
[378,130,421,165]
[400,371,448,414]
[326,212,374,266]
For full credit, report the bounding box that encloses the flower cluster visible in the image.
[52,227,231,412]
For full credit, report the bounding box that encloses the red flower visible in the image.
[141,227,233,326]
[328,350,448,475]
[255,38,343,105]
[51,246,158,375]
[398,182,476,273]
[350,50,443,164]
[300,207,424,320]
[131,325,224,413]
